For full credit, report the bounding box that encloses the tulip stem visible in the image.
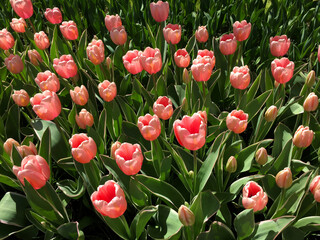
[223,172,231,190]
[27,19,36,33]
[272,188,286,219]
[193,150,197,195]
[100,63,107,80]
[302,111,310,126]
[19,73,27,83]
[202,82,206,107]
[152,74,157,93]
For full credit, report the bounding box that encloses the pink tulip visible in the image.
[0,29,15,50]
[196,49,215,69]
[10,0,33,19]
[178,205,195,226]
[115,142,144,175]
[98,80,117,102]
[75,109,94,129]
[233,20,251,41]
[35,71,60,92]
[230,66,250,89]
[153,96,173,120]
[60,21,78,40]
[191,57,212,82]
[242,181,268,212]
[150,1,169,23]
[70,85,89,106]
[310,176,320,202]
[28,49,42,66]
[34,31,50,50]
[30,90,61,120]
[226,110,248,134]
[5,54,24,74]
[173,111,207,151]
[44,7,62,24]
[104,14,122,32]
[87,39,105,65]
[53,55,78,79]
[12,89,29,107]
[255,147,268,165]
[163,24,181,45]
[13,155,50,189]
[195,26,209,43]
[137,114,161,141]
[69,133,97,164]
[174,49,190,68]
[10,18,27,33]
[91,180,127,218]
[17,142,37,158]
[303,92,319,112]
[275,168,292,189]
[265,105,278,122]
[111,141,121,159]
[271,57,294,84]
[219,33,237,55]
[123,50,143,75]
[110,26,127,46]
[270,35,290,57]
[139,47,162,75]
[293,125,314,148]
[3,138,20,155]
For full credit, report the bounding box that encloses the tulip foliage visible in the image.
[1,0,320,239]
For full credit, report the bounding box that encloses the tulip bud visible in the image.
[306,70,316,88]
[265,105,278,122]
[275,167,292,189]
[226,156,237,173]
[182,97,188,112]
[303,92,319,112]
[3,138,19,155]
[178,205,195,226]
[111,141,121,159]
[183,68,190,84]
[310,176,320,202]
[293,125,314,148]
[255,147,268,165]
[12,89,30,107]
[106,57,112,69]
[188,170,194,179]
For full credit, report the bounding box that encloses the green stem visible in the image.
[152,74,157,93]
[302,111,310,126]
[193,151,197,195]
[100,63,107,80]
[19,73,27,83]
[202,82,206,109]
[272,188,286,218]
[223,172,231,190]
[27,19,36,33]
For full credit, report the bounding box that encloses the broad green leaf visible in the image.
[6,104,20,142]
[234,209,255,240]
[77,29,87,62]
[50,26,58,60]
[130,206,157,239]
[271,123,292,158]
[57,222,84,240]
[0,174,21,189]
[246,90,272,122]
[57,178,85,199]
[102,215,131,240]
[39,128,51,166]
[282,226,305,240]
[197,221,235,240]
[294,216,320,231]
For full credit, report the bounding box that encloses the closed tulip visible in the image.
[104,14,122,31]
[87,39,105,65]
[17,142,37,158]
[174,49,190,68]
[44,7,62,24]
[3,138,20,155]
[270,35,290,57]
[110,26,127,46]
[35,71,60,92]
[5,54,24,74]
[139,47,162,74]
[219,33,237,55]
[255,147,268,165]
[91,180,127,218]
[183,68,190,84]
[0,29,15,50]
[98,80,117,102]
[178,205,195,226]
[226,156,237,173]
[303,92,319,112]
[12,89,29,107]
[196,49,215,69]
[173,111,207,151]
[293,125,314,148]
[10,18,27,33]
[153,96,173,120]
[163,24,181,45]
[60,21,78,40]
[137,114,161,141]
[69,133,97,164]
[195,26,209,43]
[53,55,78,79]
[276,168,292,189]
[34,31,50,50]
[10,0,33,19]
[306,70,316,88]
[191,57,212,82]
[28,50,42,66]
[226,110,248,134]
[265,105,278,122]
[75,109,94,129]
[230,66,250,89]
[115,142,144,175]
[233,20,251,41]
[30,90,61,120]
[13,155,50,189]
[123,50,143,75]
[150,1,169,23]
[310,176,320,202]
[242,181,268,212]
[111,141,121,159]
[271,58,294,84]
[70,85,89,106]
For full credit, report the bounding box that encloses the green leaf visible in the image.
[246,90,272,122]
[77,29,88,62]
[50,26,58,61]
[282,226,305,240]
[185,34,196,54]
[267,139,293,175]
[130,206,157,239]
[0,174,21,189]
[57,178,85,199]
[294,216,320,231]
[39,128,51,165]
[6,104,20,142]
[197,221,235,240]
[102,215,131,240]
[271,123,292,158]
[151,138,164,177]
[234,209,255,240]
[57,222,84,240]
[129,178,148,207]
[240,71,262,109]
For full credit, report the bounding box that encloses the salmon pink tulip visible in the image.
[28,49,42,66]
[30,90,61,120]
[150,1,169,22]
[70,85,89,106]
[75,109,94,129]
[174,49,190,68]
[271,57,294,84]
[276,168,292,189]
[226,110,248,134]
[191,57,212,82]
[35,71,60,92]
[123,50,143,75]
[163,24,181,45]
[5,54,24,74]
[44,7,62,24]
[0,29,15,50]
[242,181,268,212]
[196,49,215,69]
[110,26,127,46]
[53,55,78,79]
[12,89,29,107]
[230,65,250,89]
[60,21,78,40]
[270,35,290,57]
[153,96,173,120]
[303,92,319,112]
[137,114,161,141]
[310,176,320,202]
[10,0,33,19]
[219,33,237,55]
[69,133,97,164]
[139,47,162,74]
[98,80,117,102]
[195,26,209,43]
[10,18,26,33]
[104,14,122,31]
[233,20,251,41]
[293,125,314,148]
[34,31,50,50]
[87,39,105,65]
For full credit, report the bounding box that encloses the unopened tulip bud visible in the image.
[188,170,194,179]
[178,205,195,226]
[306,70,316,88]
[226,156,237,173]
[111,141,121,159]
[255,147,268,165]
[183,68,190,84]
[3,138,19,155]
[293,125,314,148]
[275,167,292,189]
[303,92,319,112]
[265,105,278,122]
[106,57,112,69]
[182,97,188,112]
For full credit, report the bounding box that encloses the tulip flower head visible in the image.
[10,18,27,33]
[70,85,89,106]
[5,54,24,74]
[242,181,268,212]
[30,90,61,120]
[310,176,320,202]
[111,141,121,159]
[178,205,195,226]
[0,29,15,51]
[163,24,181,45]
[303,92,319,112]
[87,39,105,65]
[271,57,294,84]
[139,47,162,74]
[10,0,33,19]
[255,147,268,165]
[196,49,215,69]
[219,33,237,55]
[104,14,122,31]
[293,125,314,148]
[34,31,50,50]
[98,80,117,102]
[12,89,30,107]
[75,109,94,129]
[195,26,209,43]
[270,35,290,57]
[60,21,78,40]
[35,71,60,93]
[276,168,292,189]
[123,50,143,75]
[153,96,173,120]
[44,7,62,24]
[69,133,97,164]
[28,50,42,66]
[110,26,127,45]
[233,20,251,41]
[3,138,20,156]
[53,55,78,79]
[137,114,161,141]
[230,65,250,90]
[174,49,190,68]
[265,105,278,122]
[226,110,248,134]
[17,142,37,158]
[191,57,212,82]
[150,1,169,22]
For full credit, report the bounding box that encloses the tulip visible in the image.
[270,35,290,57]
[91,180,127,218]
[60,21,78,40]
[3,138,20,155]
[12,89,29,107]
[0,29,15,50]
[293,125,314,148]
[44,7,62,24]
[10,18,27,33]
[75,109,94,129]
[226,156,237,173]
[122,50,143,74]
[303,92,319,112]
[106,57,112,69]
[195,26,209,43]
[110,26,127,45]
[196,49,215,69]
[87,39,105,65]
[30,90,61,120]
[191,57,212,82]
[230,65,250,89]
[173,111,207,151]
[53,55,78,79]
[70,85,89,106]
[226,110,248,134]
[17,142,37,158]
[242,181,268,212]
[310,176,320,202]
[183,68,190,84]
[10,0,33,19]
[98,80,117,102]
[35,71,60,93]
[114,142,144,175]
[104,14,122,32]
[255,147,268,165]
[276,168,292,189]
[219,33,237,55]
[153,96,173,120]
[34,31,50,50]
[139,47,162,75]
[233,20,251,41]
[137,114,161,141]
[178,205,195,226]
[111,141,121,159]
[163,24,181,45]
[28,50,42,66]
[69,133,97,164]
[5,54,24,74]
[306,70,316,88]
[13,155,50,189]
[265,105,278,122]
[271,58,294,84]
[174,49,190,68]
[150,1,169,22]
